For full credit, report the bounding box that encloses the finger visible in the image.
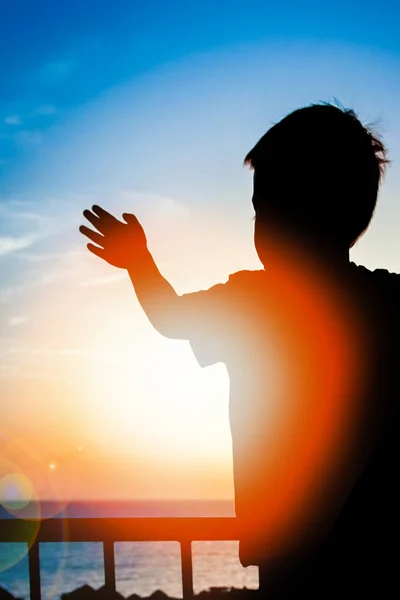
[92,205,119,227]
[87,243,106,259]
[83,209,102,231]
[79,225,106,247]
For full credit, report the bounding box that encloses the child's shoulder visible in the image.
[225,264,400,299]
[350,262,400,287]
[350,262,400,309]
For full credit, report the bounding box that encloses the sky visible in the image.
[1,0,400,505]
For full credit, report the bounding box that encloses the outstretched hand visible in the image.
[80,205,147,268]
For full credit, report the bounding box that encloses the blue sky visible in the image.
[1,1,400,501]
[1,0,400,178]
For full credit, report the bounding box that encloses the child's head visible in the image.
[245,102,389,258]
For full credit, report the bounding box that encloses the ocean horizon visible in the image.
[0,500,259,599]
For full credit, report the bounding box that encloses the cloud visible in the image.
[0,362,65,381]
[40,60,75,84]
[0,205,54,256]
[4,114,21,126]
[0,283,31,303]
[40,270,68,284]
[115,190,190,222]
[0,204,51,221]
[0,199,36,208]
[0,345,115,381]
[0,364,17,379]
[0,203,57,255]
[13,129,44,147]
[2,209,54,226]
[34,249,90,285]
[33,105,57,116]
[153,195,191,221]
[15,249,85,262]
[0,339,80,359]
[80,272,127,287]
[0,234,37,256]
[8,316,27,327]
[30,348,82,357]
[16,211,49,222]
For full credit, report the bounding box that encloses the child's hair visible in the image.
[244,102,390,248]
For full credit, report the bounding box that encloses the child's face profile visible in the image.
[252,175,288,269]
[252,169,329,267]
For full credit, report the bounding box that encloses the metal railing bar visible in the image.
[0,517,239,543]
[0,517,241,600]
[28,542,41,600]
[103,540,116,594]
[180,540,194,600]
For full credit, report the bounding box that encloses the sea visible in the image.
[0,501,259,599]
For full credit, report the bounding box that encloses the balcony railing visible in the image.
[0,517,241,600]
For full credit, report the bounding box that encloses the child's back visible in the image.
[181,257,400,596]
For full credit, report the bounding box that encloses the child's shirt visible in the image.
[178,260,400,592]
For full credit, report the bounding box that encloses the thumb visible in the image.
[122,213,147,245]
[122,213,139,225]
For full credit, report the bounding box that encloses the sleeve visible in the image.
[177,270,263,367]
[178,269,262,367]
[179,281,231,368]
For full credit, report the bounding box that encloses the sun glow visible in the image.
[82,336,232,462]
[5,39,396,506]
[8,237,244,500]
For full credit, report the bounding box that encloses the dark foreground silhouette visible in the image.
[0,585,23,600]
[0,584,258,600]
[61,586,258,600]
[80,102,398,597]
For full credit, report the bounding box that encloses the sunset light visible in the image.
[1,2,400,599]
[2,36,400,507]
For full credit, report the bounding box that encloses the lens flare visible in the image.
[0,456,40,520]
[0,433,79,519]
[0,472,33,510]
[0,436,73,574]
[0,457,40,572]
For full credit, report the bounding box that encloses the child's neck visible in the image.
[301,237,349,265]
[261,235,350,275]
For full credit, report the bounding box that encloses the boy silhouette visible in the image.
[80,103,398,598]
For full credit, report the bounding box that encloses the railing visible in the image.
[0,517,240,599]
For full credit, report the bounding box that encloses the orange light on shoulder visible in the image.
[232,245,370,561]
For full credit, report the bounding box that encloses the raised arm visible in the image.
[126,247,188,339]
[80,205,186,339]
